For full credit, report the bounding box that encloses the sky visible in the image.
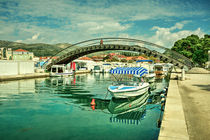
[0,0,209,48]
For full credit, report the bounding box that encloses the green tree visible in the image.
[192,50,208,66]
[120,59,127,62]
[111,57,119,62]
[128,60,134,63]
[103,55,110,61]
[171,34,210,66]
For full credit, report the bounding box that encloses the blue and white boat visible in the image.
[108,67,149,98]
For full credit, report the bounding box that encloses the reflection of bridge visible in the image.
[44,38,193,70]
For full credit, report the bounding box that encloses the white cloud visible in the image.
[32,33,40,40]
[149,22,205,48]
[19,33,41,43]
[15,40,23,43]
[117,21,205,50]
[76,21,131,34]
[0,0,209,44]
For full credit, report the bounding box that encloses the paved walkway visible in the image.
[159,73,189,140]
[178,74,210,140]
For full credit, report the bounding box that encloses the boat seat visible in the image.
[109,86,118,90]
[119,86,136,90]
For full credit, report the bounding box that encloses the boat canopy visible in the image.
[136,60,153,63]
[103,63,111,65]
[110,67,148,77]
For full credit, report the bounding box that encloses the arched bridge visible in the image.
[44,38,193,70]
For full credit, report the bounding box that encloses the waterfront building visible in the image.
[0,48,13,60]
[126,56,134,61]
[116,55,126,61]
[39,56,57,64]
[6,48,12,60]
[33,56,40,62]
[91,56,104,61]
[0,48,4,60]
[13,49,34,60]
[136,56,147,60]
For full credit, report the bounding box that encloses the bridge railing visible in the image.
[43,38,193,69]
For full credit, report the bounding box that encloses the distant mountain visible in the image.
[0,40,71,57]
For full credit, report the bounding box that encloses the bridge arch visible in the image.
[46,43,190,70]
[43,37,193,70]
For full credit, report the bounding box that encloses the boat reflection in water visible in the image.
[108,93,149,125]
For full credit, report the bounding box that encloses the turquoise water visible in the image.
[0,73,169,140]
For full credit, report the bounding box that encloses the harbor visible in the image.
[0,50,210,140]
[0,1,209,139]
[0,72,169,140]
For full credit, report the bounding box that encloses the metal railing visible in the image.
[43,38,193,69]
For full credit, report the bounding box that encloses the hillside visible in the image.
[0,40,136,57]
[0,40,71,57]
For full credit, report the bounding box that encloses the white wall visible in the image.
[0,60,34,76]
[18,61,34,74]
[0,61,18,76]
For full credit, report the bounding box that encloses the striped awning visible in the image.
[110,67,148,77]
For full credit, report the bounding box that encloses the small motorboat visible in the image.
[108,67,149,98]
[50,65,73,77]
[108,82,149,98]
[92,65,104,73]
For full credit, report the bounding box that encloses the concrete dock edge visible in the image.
[158,73,189,140]
[0,73,50,82]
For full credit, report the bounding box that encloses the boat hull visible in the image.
[50,72,73,77]
[108,83,149,98]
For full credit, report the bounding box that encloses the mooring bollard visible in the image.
[181,68,185,81]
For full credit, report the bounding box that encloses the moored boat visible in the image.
[108,82,149,98]
[50,65,73,77]
[92,65,104,73]
[108,67,149,98]
[136,60,156,82]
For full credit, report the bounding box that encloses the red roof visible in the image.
[109,53,116,56]
[39,56,57,60]
[126,57,133,60]
[79,57,92,60]
[39,56,50,60]
[51,57,57,60]
[117,55,126,58]
[137,56,146,60]
[14,49,28,52]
